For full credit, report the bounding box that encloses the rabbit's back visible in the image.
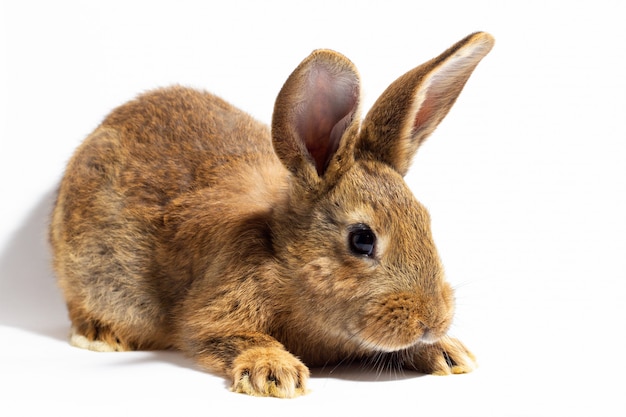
[103,86,274,195]
[49,86,280,350]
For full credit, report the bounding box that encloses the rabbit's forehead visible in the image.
[326,161,432,234]
[335,160,414,203]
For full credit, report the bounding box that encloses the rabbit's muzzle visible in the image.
[355,286,455,352]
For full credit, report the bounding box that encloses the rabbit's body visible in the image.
[50,33,494,397]
[51,88,283,350]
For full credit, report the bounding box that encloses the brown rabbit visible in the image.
[49,32,494,397]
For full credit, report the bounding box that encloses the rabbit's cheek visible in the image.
[299,258,360,299]
[299,258,334,298]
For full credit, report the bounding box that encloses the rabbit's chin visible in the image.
[418,330,443,345]
[353,331,443,353]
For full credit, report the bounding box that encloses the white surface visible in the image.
[1,1,625,416]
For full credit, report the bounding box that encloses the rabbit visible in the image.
[49,32,494,398]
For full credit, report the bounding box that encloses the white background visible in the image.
[1,1,625,416]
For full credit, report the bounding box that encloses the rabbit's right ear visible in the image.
[272,49,360,188]
[356,32,494,176]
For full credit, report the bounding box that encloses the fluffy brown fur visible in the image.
[49,32,494,398]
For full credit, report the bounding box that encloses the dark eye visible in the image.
[348,224,376,257]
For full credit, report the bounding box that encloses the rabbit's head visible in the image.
[271,33,494,354]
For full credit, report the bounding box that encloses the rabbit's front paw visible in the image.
[231,346,309,398]
[407,336,477,375]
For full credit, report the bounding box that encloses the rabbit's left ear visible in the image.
[356,32,495,176]
[272,49,360,187]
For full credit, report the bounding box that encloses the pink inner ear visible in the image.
[413,94,437,135]
[411,40,490,137]
[411,71,451,137]
[296,64,358,175]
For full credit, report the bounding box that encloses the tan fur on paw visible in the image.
[408,336,477,375]
[231,347,309,398]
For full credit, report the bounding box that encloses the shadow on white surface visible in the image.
[115,349,200,370]
[311,362,423,382]
[0,189,69,341]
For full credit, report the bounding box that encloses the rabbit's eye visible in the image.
[348,224,376,257]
